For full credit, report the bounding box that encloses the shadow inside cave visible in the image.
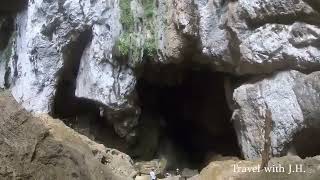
[50,27,127,152]
[48,27,241,169]
[133,63,242,169]
[291,127,320,159]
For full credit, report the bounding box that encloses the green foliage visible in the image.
[142,0,155,18]
[119,0,134,31]
[142,0,157,58]
[118,33,131,56]
[118,0,157,61]
[143,35,156,57]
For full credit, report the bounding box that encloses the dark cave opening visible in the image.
[291,127,320,159]
[49,27,241,169]
[134,63,241,169]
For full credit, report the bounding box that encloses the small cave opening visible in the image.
[290,127,320,159]
[133,63,241,170]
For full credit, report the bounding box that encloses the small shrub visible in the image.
[119,0,134,31]
[118,0,157,61]
[118,33,131,56]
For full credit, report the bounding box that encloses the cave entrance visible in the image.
[291,127,320,158]
[134,63,241,169]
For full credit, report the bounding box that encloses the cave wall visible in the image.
[0,0,319,161]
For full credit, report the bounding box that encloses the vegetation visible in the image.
[118,0,134,57]
[117,0,157,61]
[142,0,157,58]
[119,0,134,31]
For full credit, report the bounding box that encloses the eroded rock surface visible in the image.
[0,0,320,167]
[2,0,140,141]
[233,70,320,159]
[0,90,136,180]
[199,155,320,180]
[157,0,320,74]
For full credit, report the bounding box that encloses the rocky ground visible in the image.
[0,90,136,180]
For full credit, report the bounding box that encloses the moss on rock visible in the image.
[117,0,157,64]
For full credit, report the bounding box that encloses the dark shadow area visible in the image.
[0,15,14,50]
[291,127,320,158]
[0,0,28,13]
[50,28,127,152]
[135,63,241,169]
[52,28,93,118]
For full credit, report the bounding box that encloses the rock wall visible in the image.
[0,0,320,161]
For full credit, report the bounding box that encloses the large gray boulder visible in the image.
[294,71,320,127]
[232,70,320,159]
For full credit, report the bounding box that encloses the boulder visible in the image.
[199,155,320,180]
[0,90,136,179]
[232,70,320,159]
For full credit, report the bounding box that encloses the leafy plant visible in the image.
[142,0,155,18]
[118,0,157,61]
[118,33,131,56]
[144,35,156,57]
[119,0,134,31]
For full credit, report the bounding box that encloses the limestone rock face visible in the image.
[5,0,139,138]
[196,0,233,71]
[1,0,320,165]
[157,0,198,63]
[156,0,320,74]
[293,71,320,127]
[0,90,136,180]
[11,0,134,112]
[237,22,320,74]
[232,70,320,159]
